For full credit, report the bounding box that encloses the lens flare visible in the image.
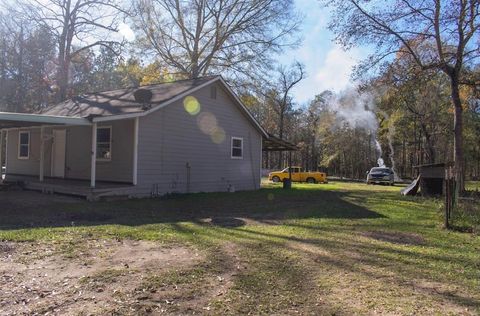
[210,127,226,144]
[183,96,201,115]
[197,112,218,135]
[267,193,274,201]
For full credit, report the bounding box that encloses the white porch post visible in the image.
[39,126,45,182]
[0,130,4,180]
[91,122,97,188]
[133,117,139,185]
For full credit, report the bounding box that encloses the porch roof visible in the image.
[0,112,91,129]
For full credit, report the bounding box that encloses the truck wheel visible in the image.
[306,177,316,184]
[272,176,280,183]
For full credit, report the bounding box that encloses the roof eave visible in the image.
[0,112,92,128]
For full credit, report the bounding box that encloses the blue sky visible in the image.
[2,0,364,105]
[279,0,366,105]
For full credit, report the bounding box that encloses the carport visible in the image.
[262,133,298,187]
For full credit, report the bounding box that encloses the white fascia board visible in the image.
[92,112,144,122]
[0,112,91,126]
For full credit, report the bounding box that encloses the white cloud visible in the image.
[289,45,362,104]
[276,1,369,104]
[314,45,360,92]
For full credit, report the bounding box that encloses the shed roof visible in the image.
[39,76,218,118]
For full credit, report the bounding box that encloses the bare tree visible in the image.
[0,14,57,112]
[6,0,127,101]
[323,0,480,192]
[270,62,305,140]
[134,0,301,80]
[261,62,304,168]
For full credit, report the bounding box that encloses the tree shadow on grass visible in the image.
[152,220,480,314]
[0,188,384,230]
[177,221,480,313]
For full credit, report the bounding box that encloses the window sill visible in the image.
[96,159,112,162]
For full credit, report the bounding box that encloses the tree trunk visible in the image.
[420,122,435,163]
[402,137,406,178]
[16,27,25,112]
[56,0,71,102]
[57,59,69,101]
[450,78,465,192]
[278,105,285,169]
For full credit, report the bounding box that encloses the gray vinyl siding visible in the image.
[63,120,134,182]
[96,120,134,182]
[5,119,134,183]
[5,129,41,176]
[137,82,262,195]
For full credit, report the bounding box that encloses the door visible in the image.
[51,129,66,178]
[291,167,302,182]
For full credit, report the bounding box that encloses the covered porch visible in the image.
[0,112,139,200]
[6,175,135,200]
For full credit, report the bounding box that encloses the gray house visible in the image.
[0,76,275,200]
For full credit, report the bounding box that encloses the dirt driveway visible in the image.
[0,191,238,315]
[0,238,221,315]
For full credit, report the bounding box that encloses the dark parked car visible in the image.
[366,167,395,185]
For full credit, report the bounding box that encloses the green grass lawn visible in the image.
[1,182,479,315]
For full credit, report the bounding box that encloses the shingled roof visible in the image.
[39,76,218,118]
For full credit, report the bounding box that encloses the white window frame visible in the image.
[18,131,30,160]
[231,136,243,159]
[96,126,112,162]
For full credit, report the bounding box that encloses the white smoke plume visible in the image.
[326,88,378,131]
[375,139,386,167]
[378,110,402,181]
[323,87,400,177]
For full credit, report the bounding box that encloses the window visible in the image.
[96,127,112,161]
[231,137,243,159]
[18,131,30,159]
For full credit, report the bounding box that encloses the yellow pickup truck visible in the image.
[268,167,328,184]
